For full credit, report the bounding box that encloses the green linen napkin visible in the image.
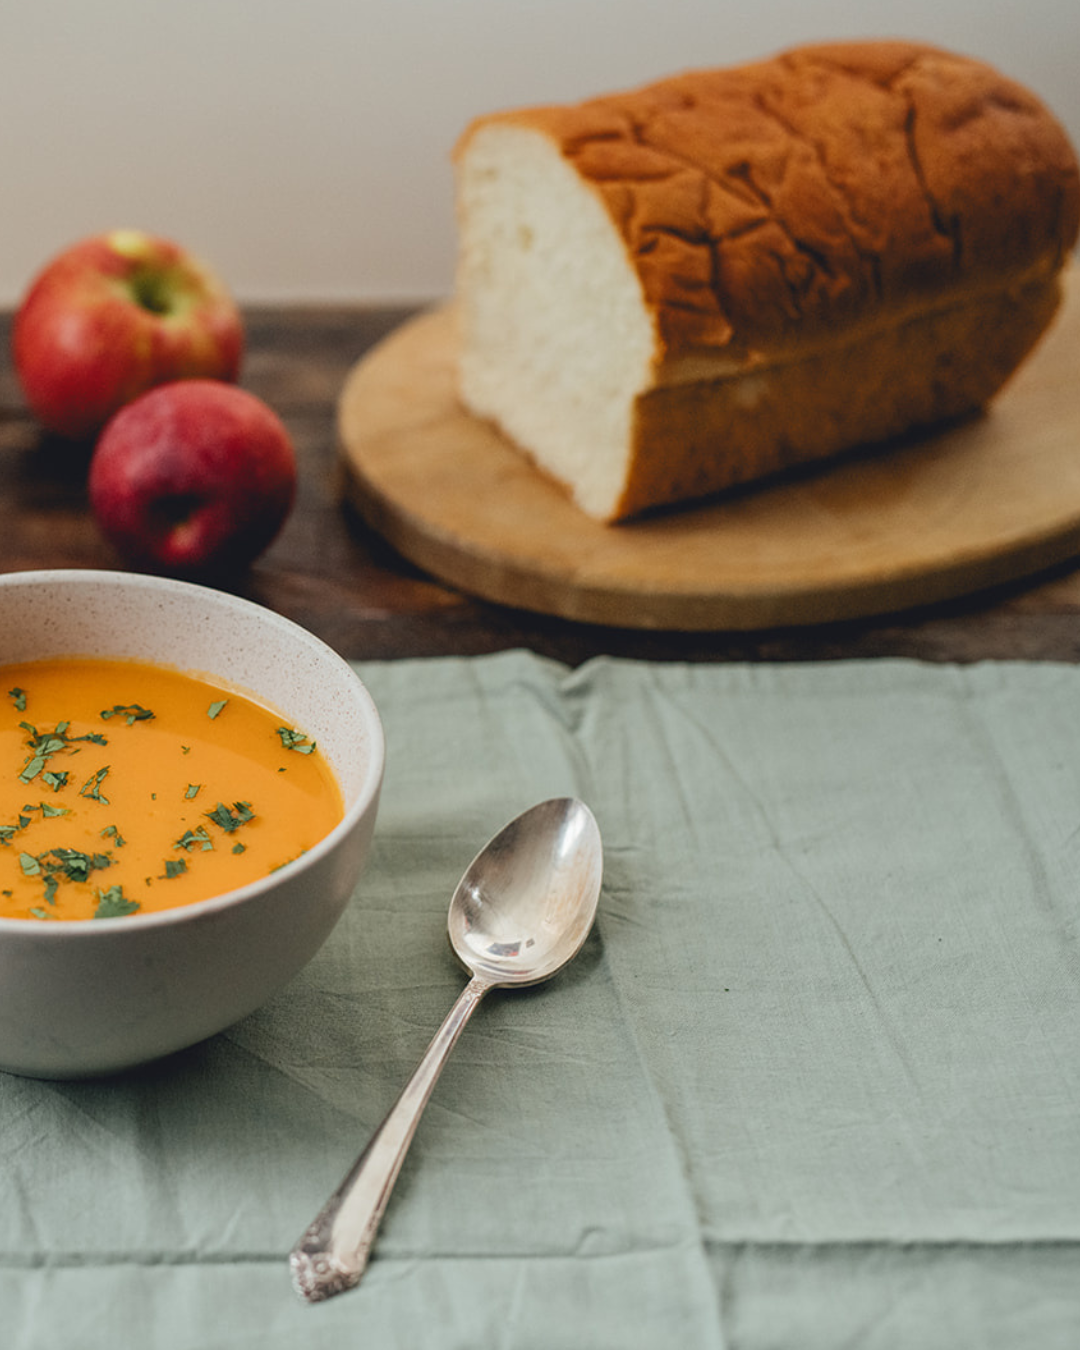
[3,652,1080,1348]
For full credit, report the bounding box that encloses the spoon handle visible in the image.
[289,974,491,1302]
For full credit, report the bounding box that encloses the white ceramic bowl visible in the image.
[0,570,384,1078]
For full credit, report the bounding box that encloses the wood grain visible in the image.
[339,270,1080,631]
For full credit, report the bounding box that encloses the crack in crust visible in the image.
[487,41,1079,358]
[901,96,962,268]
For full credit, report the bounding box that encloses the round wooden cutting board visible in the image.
[338,270,1080,631]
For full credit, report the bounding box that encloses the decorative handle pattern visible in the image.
[290,975,491,1302]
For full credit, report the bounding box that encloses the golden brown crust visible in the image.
[613,272,1064,519]
[457,41,1080,361]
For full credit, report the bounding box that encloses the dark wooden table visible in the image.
[4,304,1080,666]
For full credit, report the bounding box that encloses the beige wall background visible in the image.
[2,1,1077,306]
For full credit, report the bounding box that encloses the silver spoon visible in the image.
[289,796,603,1302]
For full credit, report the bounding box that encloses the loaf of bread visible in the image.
[453,40,1080,522]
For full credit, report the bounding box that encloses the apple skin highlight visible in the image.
[13,229,244,440]
[89,380,297,578]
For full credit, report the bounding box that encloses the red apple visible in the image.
[13,229,244,440]
[88,380,296,577]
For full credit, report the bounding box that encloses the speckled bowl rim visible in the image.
[0,569,385,938]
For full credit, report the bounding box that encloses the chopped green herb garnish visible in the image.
[207,700,228,720]
[8,688,26,711]
[78,766,111,804]
[100,704,155,726]
[18,721,107,784]
[0,802,70,841]
[30,907,49,920]
[16,846,112,907]
[93,885,140,919]
[40,848,113,883]
[231,842,246,855]
[18,726,67,784]
[19,756,47,785]
[42,770,69,792]
[27,801,69,819]
[205,801,254,834]
[52,722,103,746]
[101,825,126,847]
[185,784,201,799]
[162,858,187,879]
[174,826,213,853]
[275,727,316,754]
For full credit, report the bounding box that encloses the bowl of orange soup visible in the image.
[0,569,385,1078]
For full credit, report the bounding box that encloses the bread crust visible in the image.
[620,270,1063,517]
[456,41,1079,367]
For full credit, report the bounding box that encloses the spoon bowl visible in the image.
[290,797,603,1302]
[449,797,602,985]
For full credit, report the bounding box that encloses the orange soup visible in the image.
[0,658,344,921]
